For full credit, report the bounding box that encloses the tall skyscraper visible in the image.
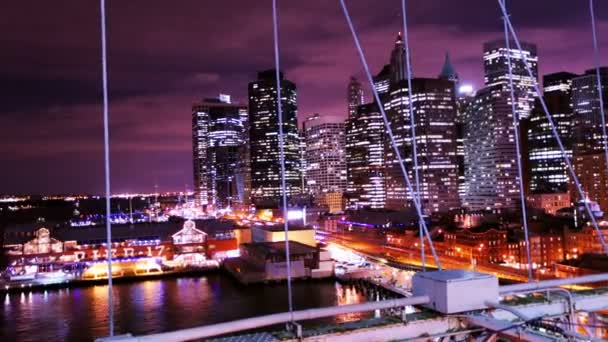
[463,85,519,211]
[439,52,470,202]
[571,67,608,210]
[483,40,538,119]
[347,77,364,117]
[463,40,538,211]
[455,90,475,202]
[383,78,460,213]
[248,70,301,208]
[192,94,249,210]
[528,72,577,194]
[304,116,347,197]
[300,113,321,195]
[346,103,386,209]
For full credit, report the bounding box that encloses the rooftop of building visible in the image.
[483,39,537,53]
[559,253,608,272]
[241,241,317,257]
[343,208,417,227]
[3,218,241,245]
[415,269,494,283]
[251,224,312,232]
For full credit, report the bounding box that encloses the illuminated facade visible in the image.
[192,95,249,209]
[528,72,576,194]
[304,117,347,198]
[565,224,608,259]
[383,78,460,213]
[463,40,538,211]
[571,68,608,210]
[373,64,391,97]
[527,192,571,215]
[456,92,475,201]
[347,76,364,117]
[483,40,538,119]
[3,220,244,277]
[249,70,301,208]
[445,226,564,268]
[464,85,520,211]
[439,52,472,203]
[346,103,386,209]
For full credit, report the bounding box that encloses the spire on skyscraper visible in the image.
[390,32,408,84]
[395,32,403,45]
[439,52,459,83]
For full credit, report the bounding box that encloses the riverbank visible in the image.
[0,266,220,294]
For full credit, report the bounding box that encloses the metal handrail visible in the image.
[98,295,429,341]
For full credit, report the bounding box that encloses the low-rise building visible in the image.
[555,253,608,278]
[527,193,571,215]
[564,223,608,259]
[224,241,333,284]
[2,219,247,277]
[444,228,507,263]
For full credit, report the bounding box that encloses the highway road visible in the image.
[318,230,539,283]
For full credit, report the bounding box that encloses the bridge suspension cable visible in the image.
[500,0,533,282]
[589,0,608,194]
[340,0,442,269]
[497,0,608,255]
[272,0,295,321]
[401,0,426,270]
[99,0,115,336]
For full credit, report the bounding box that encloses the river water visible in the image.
[2,273,374,341]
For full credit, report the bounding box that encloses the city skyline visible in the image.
[2,0,608,194]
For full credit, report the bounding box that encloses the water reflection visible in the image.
[334,282,369,323]
[2,274,374,341]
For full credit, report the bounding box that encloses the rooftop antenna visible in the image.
[154,182,159,204]
[128,194,133,225]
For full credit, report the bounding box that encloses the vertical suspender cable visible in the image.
[272,0,294,321]
[589,0,608,193]
[99,0,114,336]
[340,0,442,270]
[501,0,533,282]
[497,0,608,255]
[401,0,425,270]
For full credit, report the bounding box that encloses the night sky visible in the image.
[1,0,607,195]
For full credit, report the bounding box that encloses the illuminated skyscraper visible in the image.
[192,94,249,209]
[248,70,301,208]
[483,40,538,119]
[347,77,364,117]
[571,67,608,210]
[528,72,576,194]
[463,40,538,211]
[383,78,460,213]
[346,103,386,209]
[463,85,519,211]
[439,52,471,201]
[303,116,347,197]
